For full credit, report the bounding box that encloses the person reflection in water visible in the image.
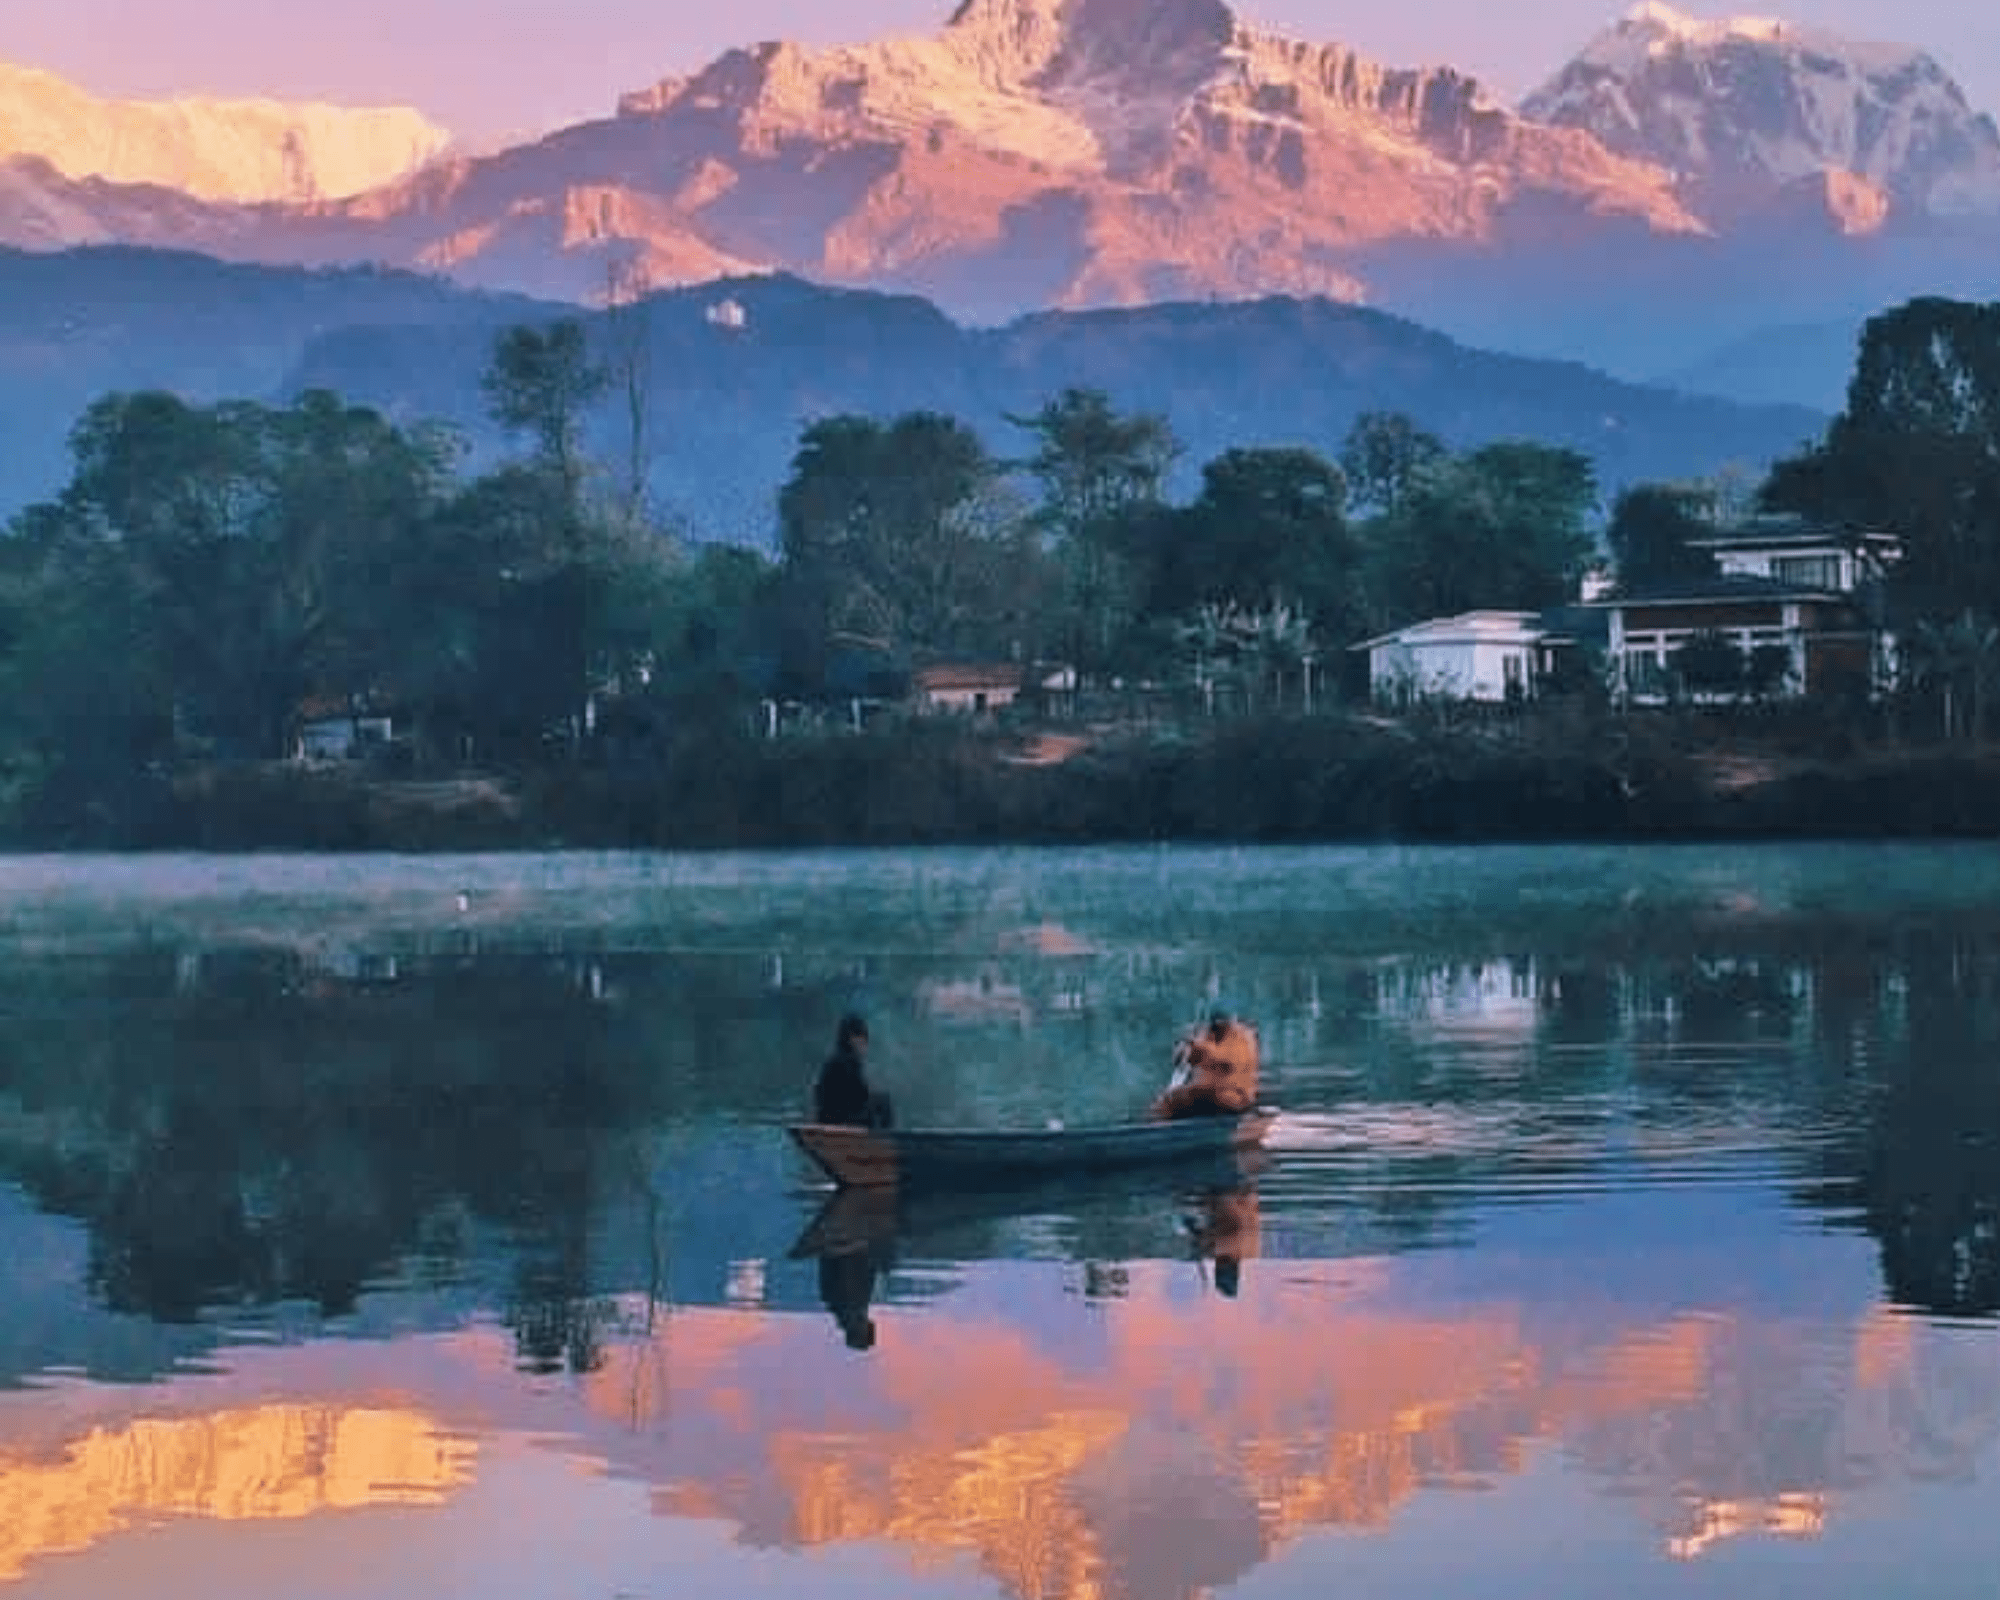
[813,1012,894,1129]
[1188,1183,1262,1298]
[817,1245,883,1351]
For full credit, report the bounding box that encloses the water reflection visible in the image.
[6,1240,1991,1596]
[1,848,1999,1595]
[8,930,1997,1328]
[0,1404,472,1582]
[791,1160,1267,1351]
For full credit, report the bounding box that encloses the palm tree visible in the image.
[1231,599,1315,713]
[1910,610,2000,741]
[1176,602,1237,716]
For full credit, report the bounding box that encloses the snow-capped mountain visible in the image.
[0,61,450,204]
[301,0,1696,315]
[1522,1,2000,224]
[1,2,1996,399]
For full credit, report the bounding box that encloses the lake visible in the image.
[0,843,1996,1599]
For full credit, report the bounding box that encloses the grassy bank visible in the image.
[16,709,2000,852]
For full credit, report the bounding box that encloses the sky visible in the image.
[5,0,2000,144]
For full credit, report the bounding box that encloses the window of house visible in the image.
[1772,554,1843,590]
[1627,651,1671,696]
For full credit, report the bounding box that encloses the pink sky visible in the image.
[4,1,1998,142]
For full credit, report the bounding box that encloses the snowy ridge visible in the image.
[612,0,1688,206]
[1524,4,2000,220]
[0,62,450,204]
[1584,4,1912,73]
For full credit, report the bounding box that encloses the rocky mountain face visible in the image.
[514,0,1698,313]
[0,155,258,251]
[1522,2,2000,226]
[0,61,450,203]
[0,0,1698,317]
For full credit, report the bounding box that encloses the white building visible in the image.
[1351,611,1554,705]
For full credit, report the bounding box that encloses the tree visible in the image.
[481,320,617,750]
[1907,610,2000,742]
[415,465,582,761]
[264,391,461,727]
[602,260,657,532]
[1341,411,1447,520]
[1154,447,1360,647]
[1008,387,1178,682]
[1762,297,2000,624]
[1606,484,1721,591]
[776,411,1017,682]
[1009,387,1177,531]
[43,393,456,754]
[3,391,458,773]
[482,319,610,510]
[1362,441,1598,625]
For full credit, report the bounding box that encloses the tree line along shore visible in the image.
[5,296,1999,849]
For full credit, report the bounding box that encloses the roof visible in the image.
[1349,611,1547,653]
[295,692,397,721]
[913,662,1024,692]
[1586,574,1851,607]
[1685,515,1902,552]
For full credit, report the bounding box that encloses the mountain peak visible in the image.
[1579,2,1919,75]
[1524,6,2000,220]
[943,0,1237,85]
[0,61,450,204]
[1618,3,1790,49]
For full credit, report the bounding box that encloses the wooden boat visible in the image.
[787,1108,1277,1189]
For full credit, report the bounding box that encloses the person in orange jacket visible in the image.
[1152,1007,1260,1120]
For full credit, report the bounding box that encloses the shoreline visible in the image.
[13,713,2000,853]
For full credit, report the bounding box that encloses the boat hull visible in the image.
[788,1110,1276,1190]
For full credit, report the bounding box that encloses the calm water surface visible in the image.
[1,843,1997,1599]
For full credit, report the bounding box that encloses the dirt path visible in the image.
[1002,733,1093,767]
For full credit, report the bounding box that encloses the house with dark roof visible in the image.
[1590,516,1901,705]
[1687,516,1902,593]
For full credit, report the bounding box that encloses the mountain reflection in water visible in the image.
[0,846,1997,1599]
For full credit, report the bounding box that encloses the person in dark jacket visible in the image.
[813,1013,894,1129]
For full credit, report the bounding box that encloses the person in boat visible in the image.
[1152,1007,1260,1121]
[814,1012,894,1130]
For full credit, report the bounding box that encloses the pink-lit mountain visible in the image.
[3,1,1996,395]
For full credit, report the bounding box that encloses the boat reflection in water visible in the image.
[793,1154,1270,1351]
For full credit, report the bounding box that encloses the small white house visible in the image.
[1351,611,1550,705]
[294,692,396,756]
[912,662,1025,714]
